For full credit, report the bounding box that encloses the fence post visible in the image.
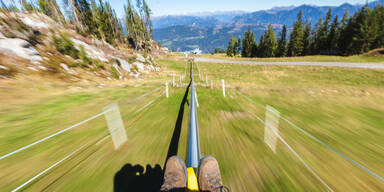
[211,80,213,89]
[104,103,127,150]
[264,105,280,153]
[172,74,175,87]
[222,79,226,97]
[166,82,169,98]
[185,61,187,77]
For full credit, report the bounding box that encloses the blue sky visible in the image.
[109,0,369,17]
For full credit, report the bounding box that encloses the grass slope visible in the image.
[0,55,383,191]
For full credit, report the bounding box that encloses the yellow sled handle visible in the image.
[187,167,199,191]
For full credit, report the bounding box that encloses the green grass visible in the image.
[0,55,384,191]
[0,85,170,191]
[199,53,384,63]
[53,33,79,59]
[158,56,384,191]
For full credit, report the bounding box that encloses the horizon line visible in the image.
[151,1,366,17]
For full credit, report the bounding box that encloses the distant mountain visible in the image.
[152,11,246,29]
[153,24,278,52]
[231,3,360,26]
[181,11,248,22]
[152,16,219,29]
[153,1,383,53]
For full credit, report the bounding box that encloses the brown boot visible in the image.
[160,156,187,192]
[198,156,228,192]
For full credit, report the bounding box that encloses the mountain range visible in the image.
[153,1,384,53]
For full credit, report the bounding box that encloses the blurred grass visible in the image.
[0,55,383,191]
[159,56,384,191]
[0,84,172,191]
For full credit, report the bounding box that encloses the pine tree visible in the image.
[77,0,96,34]
[233,36,238,56]
[257,34,264,57]
[349,6,371,54]
[340,10,349,30]
[66,0,83,31]
[328,15,339,53]
[226,35,235,57]
[233,37,242,56]
[38,0,51,16]
[312,8,332,54]
[311,18,324,54]
[87,0,125,45]
[90,0,102,39]
[0,0,138,49]
[142,0,153,38]
[38,0,65,24]
[260,24,277,57]
[108,3,123,44]
[125,0,139,49]
[321,8,332,52]
[242,27,253,57]
[276,25,287,57]
[302,21,311,56]
[287,10,304,56]
[250,31,257,57]
[374,4,384,48]
[369,4,383,49]
[237,37,242,55]
[113,10,126,44]
[134,0,152,47]
[338,11,351,55]
[21,0,37,11]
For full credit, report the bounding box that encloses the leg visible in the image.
[198,156,227,192]
[160,156,187,192]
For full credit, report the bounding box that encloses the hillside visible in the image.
[153,1,383,53]
[0,12,167,82]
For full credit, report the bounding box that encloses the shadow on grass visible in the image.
[164,81,191,164]
[114,82,191,192]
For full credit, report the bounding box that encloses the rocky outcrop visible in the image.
[0,38,42,65]
[0,12,161,80]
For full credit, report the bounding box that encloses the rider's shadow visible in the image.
[114,163,163,192]
[114,82,191,192]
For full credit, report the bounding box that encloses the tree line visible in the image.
[227,4,384,57]
[0,0,153,50]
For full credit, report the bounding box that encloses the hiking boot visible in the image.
[198,156,228,192]
[160,156,187,192]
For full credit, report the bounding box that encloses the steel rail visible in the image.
[187,60,200,169]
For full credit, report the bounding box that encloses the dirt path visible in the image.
[194,57,384,69]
